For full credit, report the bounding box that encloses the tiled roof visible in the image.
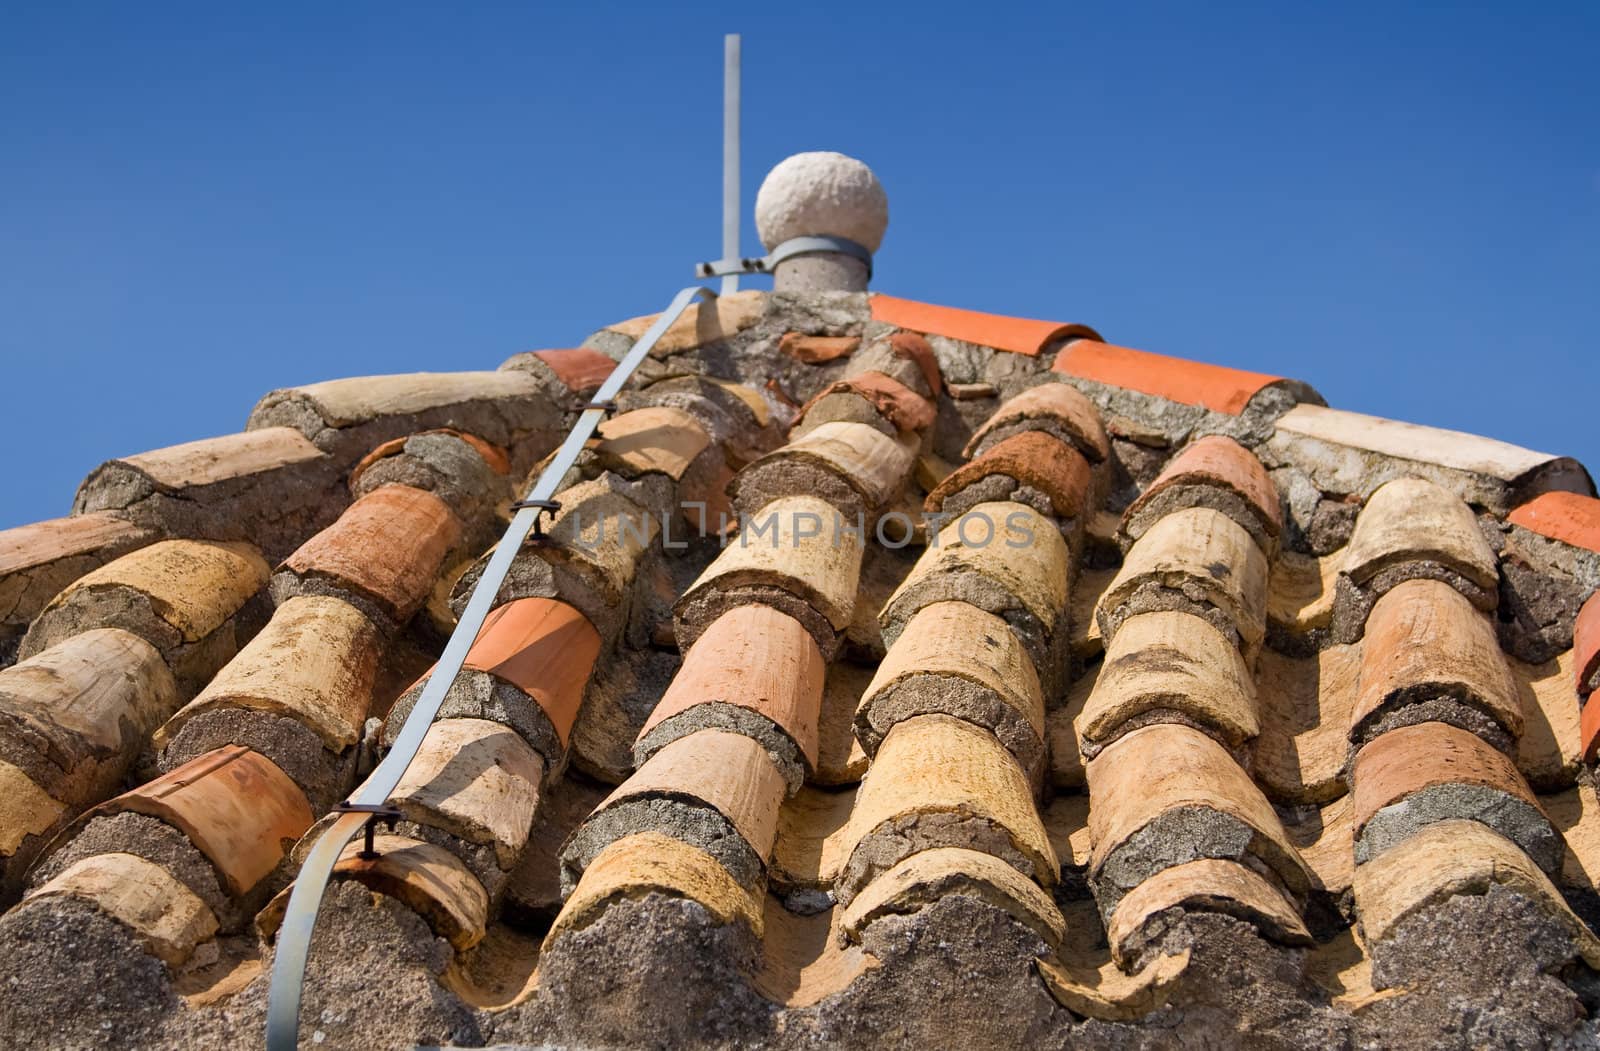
[0,287,1598,1050]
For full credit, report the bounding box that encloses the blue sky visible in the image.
[3,3,1596,529]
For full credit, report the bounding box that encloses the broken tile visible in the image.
[754,901,876,1007]
[1508,491,1600,554]
[836,714,1057,904]
[1106,858,1310,966]
[1097,507,1267,657]
[857,600,1045,773]
[26,851,218,967]
[779,331,860,364]
[1037,946,1191,1021]
[1352,819,1600,968]
[840,846,1065,949]
[1077,610,1258,754]
[963,382,1109,463]
[1352,579,1521,743]
[1351,721,1556,873]
[926,431,1093,521]
[638,604,827,785]
[1122,435,1282,551]
[1085,722,1311,906]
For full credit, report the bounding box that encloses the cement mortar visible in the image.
[159,706,355,814]
[561,797,766,895]
[834,811,1037,906]
[1355,784,1561,874]
[636,702,806,795]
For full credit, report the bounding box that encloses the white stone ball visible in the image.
[754,151,888,253]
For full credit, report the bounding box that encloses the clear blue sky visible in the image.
[3,3,1596,530]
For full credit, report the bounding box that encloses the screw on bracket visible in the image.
[333,802,403,859]
[509,498,562,542]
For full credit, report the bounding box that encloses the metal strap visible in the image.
[696,234,873,280]
[264,285,718,1051]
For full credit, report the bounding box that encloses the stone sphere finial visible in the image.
[754,152,886,292]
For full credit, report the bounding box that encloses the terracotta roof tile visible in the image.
[1106,858,1310,966]
[1122,435,1282,550]
[1352,819,1600,968]
[779,332,859,364]
[390,717,546,870]
[461,597,601,750]
[1352,579,1521,742]
[963,382,1109,464]
[86,745,312,897]
[857,601,1045,772]
[870,293,1101,356]
[349,429,512,486]
[1513,650,1582,791]
[259,834,488,952]
[1037,946,1192,1022]
[794,371,935,435]
[26,852,218,967]
[840,846,1065,949]
[1508,491,1600,553]
[1085,722,1311,903]
[1053,340,1287,415]
[815,662,871,787]
[1098,506,1268,656]
[282,484,461,624]
[883,332,942,398]
[528,348,617,393]
[769,783,855,894]
[106,427,325,490]
[925,431,1093,521]
[1270,403,1591,515]
[1266,549,1339,639]
[1078,610,1260,754]
[639,604,826,778]
[1574,590,1600,699]
[601,290,767,356]
[732,420,917,519]
[546,830,762,948]
[0,760,65,879]
[1253,643,1361,804]
[836,714,1057,904]
[1342,477,1498,596]
[592,407,713,482]
[0,514,157,632]
[1583,696,1600,765]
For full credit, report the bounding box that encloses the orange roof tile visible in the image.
[871,294,1100,357]
[530,348,617,393]
[463,598,601,747]
[925,431,1093,520]
[1053,340,1283,415]
[1577,590,1600,700]
[1508,490,1600,553]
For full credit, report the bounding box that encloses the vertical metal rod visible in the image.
[721,33,741,296]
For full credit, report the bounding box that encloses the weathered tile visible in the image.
[754,901,876,1008]
[837,714,1057,904]
[1122,435,1281,551]
[458,597,600,751]
[565,729,787,892]
[1267,549,1339,639]
[20,540,270,693]
[1577,590,1600,698]
[1508,491,1600,554]
[89,745,312,897]
[1085,722,1311,905]
[794,371,935,436]
[0,629,179,894]
[964,381,1109,463]
[1351,722,1555,872]
[258,834,488,952]
[770,784,856,893]
[1342,477,1498,596]
[858,600,1045,773]
[0,514,157,640]
[1053,339,1292,415]
[1352,579,1521,743]
[1097,507,1268,656]
[71,428,342,559]
[732,420,916,520]
[840,846,1065,949]
[816,662,871,786]
[27,852,218,967]
[592,407,712,482]
[1513,650,1582,791]
[779,332,859,364]
[676,494,863,660]
[1267,403,1588,516]
[925,431,1093,522]
[390,717,546,870]
[871,293,1100,357]
[1352,818,1600,967]
[639,604,825,786]
[1543,780,1600,894]
[280,484,461,625]
[545,831,762,949]
[1106,858,1310,966]
[1253,642,1360,804]
[882,502,1070,680]
[1047,668,1095,791]
[1283,793,1355,899]
[524,348,618,393]
[158,594,380,753]
[1080,610,1257,763]
[600,290,766,356]
[1037,945,1192,1021]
